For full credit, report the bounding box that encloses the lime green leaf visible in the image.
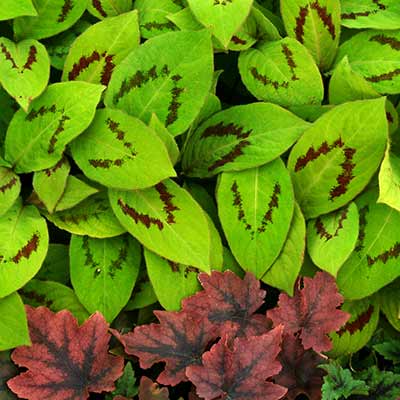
[288,98,387,218]
[125,279,158,310]
[4,82,104,173]
[0,0,37,20]
[0,167,20,217]
[62,10,139,85]
[0,37,50,111]
[378,147,400,212]
[34,244,69,284]
[87,0,133,19]
[377,281,400,331]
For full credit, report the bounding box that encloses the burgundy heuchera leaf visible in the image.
[267,272,350,352]
[138,376,170,400]
[186,326,287,400]
[7,306,124,400]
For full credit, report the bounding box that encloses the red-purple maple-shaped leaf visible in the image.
[115,310,217,386]
[274,334,325,400]
[182,270,269,338]
[138,377,170,400]
[186,326,287,400]
[267,272,350,352]
[7,306,124,400]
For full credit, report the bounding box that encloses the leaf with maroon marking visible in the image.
[267,271,350,352]
[337,188,400,299]
[238,38,324,108]
[0,0,37,21]
[0,167,20,217]
[105,30,213,136]
[32,157,70,213]
[4,81,104,173]
[341,0,400,29]
[307,202,359,277]
[88,0,132,19]
[70,234,141,322]
[14,0,88,40]
[71,108,175,190]
[182,102,309,178]
[329,298,380,357]
[115,310,217,386]
[288,98,387,218]
[0,37,50,111]
[281,0,341,70]
[62,11,139,85]
[109,179,212,272]
[216,159,294,278]
[186,327,287,400]
[336,30,400,95]
[8,306,124,400]
[0,199,49,298]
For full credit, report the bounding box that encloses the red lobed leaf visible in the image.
[138,376,170,400]
[267,272,350,352]
[186,326,287,400]
[115,310,217,386]
[7,306,124,400]
[182,270,269,338]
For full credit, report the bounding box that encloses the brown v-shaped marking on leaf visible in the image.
[82,236,100,271]
[58,0,73,23]
[155,182,180,224]
[367,242,400,266]
[282,44,299,81]
[369,34,400,51]
[142,20,176,32]
[0,176,17,193]
[366,69,400,83]
[354,205,369,252]
[250,67,289,90]
[342,0,386,19]
[337,305,374,336]
[0,43,38,71]
[166,74,184,127]
[10,233,40,264]
[26,105,57,121]
[92,0,107,17]
[314,207,349,241]
[118,199,164,230]
[108,237,129,279]
[44,158,66,177]
[167,260,200,277]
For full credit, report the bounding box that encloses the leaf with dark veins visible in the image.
[7,306,124,400]
[138,377,170,400]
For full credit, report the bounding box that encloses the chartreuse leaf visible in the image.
[182,102,309,178]
[0,293,30,350]
[377,280,400,331]
[216,159,294,278]
[109,179,212,272]
[20,279,89,324]
[62,10,139,85]
[187,0,253,49]
[0,37,50,111]
[70,108,175,190]
[34,244,69,284]
[378,147,400,212]
[336,30,400,95]
[262,202,306,296]
[341,0,400,29]
[288,98,387,218]
[33,157,70,213]
[0,199,49,298]
[105,30,213,136]
[46,191,126,238]
[238,37,324,107]
[337,189,400,299]
[0,167,20,217]
[87,0,133,19]
[70,234,141,322]
[328,298,380,358]
[4,82,104,173]
[307,202,359,277]
[14,0,88,40]
[0,0,37,20]
[281,0,341,70]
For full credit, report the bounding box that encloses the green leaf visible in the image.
[0,199,49,298]
[105,362,138,400]
[337,188,400,299]
[32,157,70,213]
[62,10,139,85]
[125,278,158,310]
[109,179,212,272]
[70,108,175,190]
[182,102,310,178]
[280,0,341,70]
[0,167,20,217]
[0,293,30,351]
[87,0,133,19]
[105,30,213,136]
[0,0,37,21]
[46,191,126,238]
[341,0,400,29]
[374,340,400,363]
[70,234,141,322]
[287,98,387,218]
[378,147,400,212]
[0,37,50,111]
[20,279,89,324]
[34,244,69,284]
[321,363,369,400]
[377,281,400,331]
[335,30,400,95]
[14,0,88,40]
[216,159,294,278]
[4,82,104,173]
[187,0,253,48]
[262,202,306,296]
[307,202,359,277]
[238,37,324,107]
